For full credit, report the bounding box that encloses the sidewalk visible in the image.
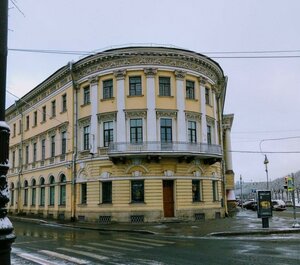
[10,208,300,237]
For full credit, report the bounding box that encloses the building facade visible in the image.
[6,46,234,223]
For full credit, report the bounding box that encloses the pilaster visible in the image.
[199,77,207,143]
[89,75,99,154]
[175,70,186,142]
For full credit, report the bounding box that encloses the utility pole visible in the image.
[240,175,243,209]
[0,1,16,264]
[291,173,299,228]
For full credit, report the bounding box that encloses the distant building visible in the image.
[6,46,234,223]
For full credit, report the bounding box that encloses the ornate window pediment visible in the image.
[156,109,177,119]
[125,109,147,119]
[185,111,201,122]
[78,116,91,127]
[97,112,117,123]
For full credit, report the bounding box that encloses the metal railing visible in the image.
[108,141,222,157]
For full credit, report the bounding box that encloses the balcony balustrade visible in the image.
[108,141,222,158]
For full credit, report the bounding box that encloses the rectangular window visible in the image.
[42,106,46,122]
[186,80,195,99]
[13,123,16,137]
[25,145,29,164]
[188,121,197,143]
[33,111,37,126]
[18,148,22,167]
[12,151,15,168]
[81,183,87,204]
[51,100,56,117]
[205,87,210,105]
[160,118,172,143]
[19,119,22,134]
[83,126,90,150]
[49,186,55,206]
[83,86,90,105]
[103,79,113,99]
[129,76,142,96]
[24,188,28,206]
[130,118,143,143]
[60,185,66,205]
[41,139,46,160]
[131,180,144,203]
[102,181,112,203]
[26,115,30,130]
[159,77,171,96]
[31,187,36,206]
[212,180,219,201]
[51,135,55,157]
[192,180,201,202]
[104,121,113,147]
[33,143,37,162]
[207,125,212,145]
[62,94,67,112]
[40,187,45,206]
[61,131,67,154]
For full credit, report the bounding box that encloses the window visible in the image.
[131,180,144,203]
[102,181,112,203]
[26,115,30,130]
[33,143,37,162]
[40,178,45,206]
[104,121,113,147]
[51,135,55,157]
[188,121,197,143]
[159,77,171,96]
[51,100,56,117]
[81,183,87,204]
[186,80,195,99]
[212,180,219,201]
[59,174,66,205]
[18,119,22,134]
[205,87,210,105]
[12,151,16,168]
[18,148,22,167]
[62,94,67,112]
[33,111,37,127]
[41,139,46,160]
[61,131,67,155]
[192,180,201,202]
[24,180,28,206]
[49,176,55,206]
[83,86,90,105]
[25,145,29,164]
[13,123,16,137]
[31,179,36,206]
[130,119,143,143]
[129,76,142,96]
[103,79,113,99]
[83,126,90,150]
[207,125,212,145]
[10,183,15,206]
[160,118,172,143]
[42,106,46,122]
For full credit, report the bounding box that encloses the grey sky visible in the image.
[6,0,300,183]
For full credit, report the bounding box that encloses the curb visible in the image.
[208,228,300,237]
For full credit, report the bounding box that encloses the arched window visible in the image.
[59,174,66,206]
[31,179,36,206]
[49,176,55,206]
[24,180,28,206]
[40,177,45,206]
[10,183,15,206]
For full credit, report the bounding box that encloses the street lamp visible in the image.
[264,155,269,190]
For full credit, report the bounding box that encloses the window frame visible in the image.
[186,80,195,99]
[129,76,142,96]
[192,179,202,202]
[62,94,67,112]
[51,100,56,117]
[188,121,197,143]
[81,183,87,204]
[101,181,112,204]
[83,125,90,150]
[83,86,90,105]
[160,118,172,143]
[103,121,113,147]
[130,118,143,144]
[103,79,113,99]
[131,180,145,203]
[159,77,171,96]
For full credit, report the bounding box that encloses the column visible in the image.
[223,114,234,172]
[144,68,157,142]
[89,75,99,154]
[175,70,186,142]
[114,69,126,143]
[212,87,219,145]
[199,77,207,143]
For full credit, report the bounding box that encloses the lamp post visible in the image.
[264,155,269,190]
[0,1,16,264]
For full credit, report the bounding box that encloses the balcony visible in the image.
[108,141,222,160]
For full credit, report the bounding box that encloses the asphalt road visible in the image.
[11,220,300,265]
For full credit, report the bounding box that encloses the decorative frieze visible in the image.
[97,111,117,122]
[124,109,147,119]
[156,109,177,119]
[185,111,201,122]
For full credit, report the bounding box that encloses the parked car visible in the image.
[243,200,257,211]
[272,199,286,211]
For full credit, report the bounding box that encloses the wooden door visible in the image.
[163,180,174,217]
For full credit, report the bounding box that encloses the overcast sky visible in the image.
[6,0,300,183]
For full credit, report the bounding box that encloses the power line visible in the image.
[10,0,25,17]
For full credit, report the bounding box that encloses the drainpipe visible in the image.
[69,62,78,221]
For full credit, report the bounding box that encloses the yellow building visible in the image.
[6,46,234,223]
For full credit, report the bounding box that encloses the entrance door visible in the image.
[163,180,174,217]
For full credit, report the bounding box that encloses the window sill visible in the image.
[40,121,46,125]
[101,97,115,102]
[81,102,90,107]
[60,110,67,114]
[49,115,56,120]
[98,202,112,205]
[127,95,144,98]
[130,201,146,204]
[158,95,174,98]
[186,98,198,102]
